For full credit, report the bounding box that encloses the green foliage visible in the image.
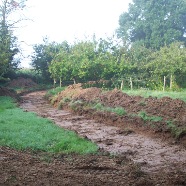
[166,121,186,139]
[57,98,71,109]
[93,103,126,116]
[42,37,119,84]
[111,107,127,116]
[31,36,186,90]
[146,42,186,89]
[0,96,17,111]
[93,103,103,110]
[15,68,44,84]
[69,100,84,111]
[0,0,27,78]
[0,96,98,154]
[138,111,162,122]
[31,39,68,82]
[117,0,186,49]
[45,87,66,99]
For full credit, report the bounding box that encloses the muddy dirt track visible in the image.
[1,90,186,185]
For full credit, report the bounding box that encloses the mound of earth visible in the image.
[53,84,102,107]
[52,85,186,141]
[8,77,38,88]
[0,86,18,99]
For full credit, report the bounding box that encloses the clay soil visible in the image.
[1,86,186,185]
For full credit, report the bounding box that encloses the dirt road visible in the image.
[20,91,186,173]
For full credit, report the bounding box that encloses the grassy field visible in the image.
[122,89,186,102]
[0,96,98,154]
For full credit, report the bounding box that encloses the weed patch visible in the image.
[166,121,186,139]
[92,103,127,116]
[45,87,66,99]
[138,111,162,122]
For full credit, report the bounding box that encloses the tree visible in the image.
[31,39,64,82]
[69,41,98,83]
[117,0,186,49]
[0,0,27,78]
[49,46,70,87]
[146,42,186,89]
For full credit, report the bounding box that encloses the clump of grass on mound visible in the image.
[166,121,186,139]
[0,96,98,154]
[45,87,66,99]
[92,102,126,116]
[138,111,162,122]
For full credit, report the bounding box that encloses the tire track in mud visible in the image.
[20,91,186,173]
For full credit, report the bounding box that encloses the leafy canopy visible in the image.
[117,0,186,49]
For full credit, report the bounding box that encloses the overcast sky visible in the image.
[14,0,132,67]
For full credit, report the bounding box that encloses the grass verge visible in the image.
[122,89,186,102]
[0,96,98,154]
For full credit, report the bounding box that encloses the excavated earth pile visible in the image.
[52,84,186,143]
[7,77,38,89]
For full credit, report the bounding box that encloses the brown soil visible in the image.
[0,87,18,99]
[7,77,38,89]
[2,147,185,186]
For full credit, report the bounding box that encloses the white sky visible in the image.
[14,0,132,67]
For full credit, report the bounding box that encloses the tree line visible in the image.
[31,37,186,90]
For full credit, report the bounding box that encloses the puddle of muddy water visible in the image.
[20,91,186,173]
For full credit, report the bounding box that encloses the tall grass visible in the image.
[122,89,186,102]
[0,96,98,154]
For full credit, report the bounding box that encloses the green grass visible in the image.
[92,103,127,116]
[45,87,66,99]
[166,121,186,139]
[0,96,17,111]
[0,96,98,154]
[138,111,162,122]
[122,89,186,102]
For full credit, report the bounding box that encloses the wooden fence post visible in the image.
[170,75,173,90]
[60,78,62,87]
[130,77,133,90]
[120,80,124,90]
[163,76,166,91]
